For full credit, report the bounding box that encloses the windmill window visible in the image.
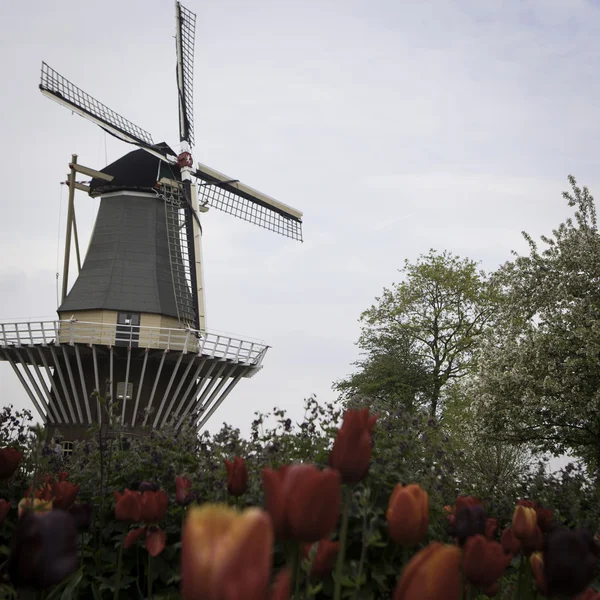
[117,382,133,400]
[61,441,74,457]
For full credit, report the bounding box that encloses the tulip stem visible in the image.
[147,554,153,600]
[113,531,126,600]
[333,486,351,600]
[294,546,302,598]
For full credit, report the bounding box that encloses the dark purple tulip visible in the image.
[453,505,487,546]
[139,481,159,492]
[544,527,598,597]
[68,502,93,531]
[8,509,78,589]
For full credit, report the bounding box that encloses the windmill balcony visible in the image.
[0,320,265,363]
[0,319,268,438]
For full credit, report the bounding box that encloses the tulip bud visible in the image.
[453,505,486,546]
[463,535,511,588]
[485,518,498,540]
[68,502,93,531]
[303,539,340,580]
[181,504,273,600]
[386,484,429,546]
[51,480,79,510]
[114,489,142,523]
[543,528,598,598]
[224,457,249,497]
[328,408,377,484]
[18,498,52,519]
[7,509,78,589]
[500,527,521,555]
[393,542,462,600]
[512,505,537,540]
[262,464,341,543]
[530,552,547,595]
[176,476,192,505]
[0,447,23,480]
[0,499,10,525]
[141,490,168,523]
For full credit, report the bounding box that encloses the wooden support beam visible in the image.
[65,181,90,193]
[69,163,114,181]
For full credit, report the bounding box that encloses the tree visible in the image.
[477,176,600,471]
[337,250,497,417]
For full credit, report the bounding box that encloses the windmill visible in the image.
[0,2,303,445]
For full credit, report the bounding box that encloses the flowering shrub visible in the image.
[0,399,598,599]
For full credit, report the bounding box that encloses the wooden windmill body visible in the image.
[0,3,303,444]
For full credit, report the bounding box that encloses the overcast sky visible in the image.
[1,0,600,436]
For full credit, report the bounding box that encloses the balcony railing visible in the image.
[0,320,268,365]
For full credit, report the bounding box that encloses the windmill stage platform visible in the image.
[0,319,267,440]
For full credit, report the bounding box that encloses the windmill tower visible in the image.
[0,3,303,443]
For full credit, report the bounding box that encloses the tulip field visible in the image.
[0,399,599,600]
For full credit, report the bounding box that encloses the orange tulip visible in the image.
[17,497,52,519]
[181,504,273,600]
[387,484,429,546]
[262,464,340,543]
[530,552,547,595]
[463,535,511,588]
[328,408,377,484]
[225,456,249,497]
[303,539,340,579]
[512,505,537,540]
[393,542,462,600]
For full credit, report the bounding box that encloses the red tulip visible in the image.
[270,569,292,600]
[57,472,69,482]
[141,490,168,523]
[500,527,521,555]
[521,525,544,555]
[51,481,80,510]
[535,507,553,532]
[485,518,498,540]
[145,525,167,557]
[176,476,192,505]
[0,447,23,479]
[124,524,167,556]
[393,542,462,600]
[0,499,10,525]
[577,589,600,600]
[224,456,249,497]
[387,484,429,546]
[303,539,340,579]
[114,489,142,523]
[181,504,273,600]
[262,464,341,543]
[124,527,146,549]
[328,408,377,484]
[463,535,511,588]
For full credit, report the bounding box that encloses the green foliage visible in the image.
[337,250,497,418]
[476,176,600,470]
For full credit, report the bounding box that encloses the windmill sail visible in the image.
[195,163,303,241]
[175,2,196,146]
[39,62,175,163]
